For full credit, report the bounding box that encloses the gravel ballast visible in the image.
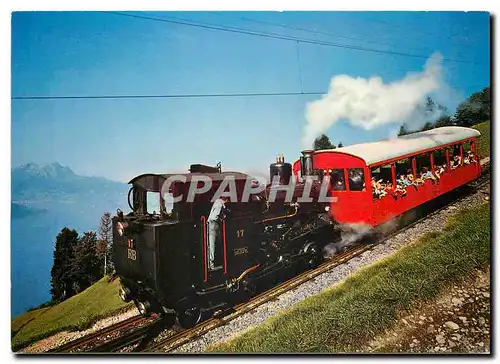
[171,187,489,353]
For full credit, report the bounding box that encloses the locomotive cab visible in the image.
[113,158,337,327]
[112,168,264,325]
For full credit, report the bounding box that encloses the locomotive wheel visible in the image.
[308,245,322,269]
[241,278,257,299]
[137,300,152,316]
[177,305,202,328]
[119,286,132,302]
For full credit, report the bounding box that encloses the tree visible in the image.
[424,96,436,113]
[313,134,335,150]
[454,87,490,127]
[97,212,113,276]
[71,231,101,293]
[421,122,434,131]
[398,124,409,136]
[337,141,343,148]
[434,114,452,128]
[50,228,78,301]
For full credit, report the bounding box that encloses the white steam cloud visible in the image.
[303,52,446,149]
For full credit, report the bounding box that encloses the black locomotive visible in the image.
[112,152,335,327]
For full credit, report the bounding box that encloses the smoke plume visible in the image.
[303,53,446,148]
[323,223,372,258]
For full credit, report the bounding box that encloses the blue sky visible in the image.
[11,11,490,181]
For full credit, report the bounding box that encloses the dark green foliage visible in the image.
[398,124,409,136]
[313,134,335,150]
[398,88,489,137]
[50,214,111,301]
[98,212,113,275]
[71,231,101,293]
[337,141,343,148]
[434,114,452,128]
[398,97,451,136]
[50,228,78,301]
[454,87,490,127]
[421,121,434,131]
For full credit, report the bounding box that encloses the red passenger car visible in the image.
[293,126,482,228]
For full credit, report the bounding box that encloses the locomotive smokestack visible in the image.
[270,154,292,185]
[300,149,314,177]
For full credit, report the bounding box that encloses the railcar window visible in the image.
[416,153,431,173]
[433,149,447,166]
[314,169,325,180]
[395,158,412,179]
[348,168,365,191]
[330,169,346,191]
[448,144,463,169]
[146,191,161,215]
[163,192,175,214]
[462,141,476,165]
[370,164,393,199]
[415,153,437,184]
[433,149,448,175]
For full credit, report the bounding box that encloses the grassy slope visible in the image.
[473,121,490,158]
[210,202,490,353]
[12,277,133,350]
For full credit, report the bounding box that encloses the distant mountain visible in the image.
[11,162,130,317]
[12,162,128,204]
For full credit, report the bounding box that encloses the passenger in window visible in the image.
[451,155,462,169]
[402,174,412,187]
[396,175,409,196]
[467,150,477,163]
[434,165,445,180]
[414,171,426,186]
[421,167,436,182]
[464,150,476,165]
[371,177,387,199]
[395,180,407,197]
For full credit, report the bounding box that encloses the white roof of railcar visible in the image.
[315,126,481,166]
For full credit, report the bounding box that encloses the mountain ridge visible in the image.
[11,161,129,316]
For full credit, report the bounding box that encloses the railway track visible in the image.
[48,161,490,354]
[48,315,153,353]
[147,164,491,353]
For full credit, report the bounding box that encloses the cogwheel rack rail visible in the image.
[47,315,150,353]
[47,160,490,354]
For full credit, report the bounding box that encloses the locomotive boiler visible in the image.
[112,153,335,327]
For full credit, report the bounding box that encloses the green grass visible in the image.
[473,121,490,158]
[210,202,490,353]
[11,277,133,351]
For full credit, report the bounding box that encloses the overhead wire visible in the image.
[12,11,486,101]
[101,11,480,65]
[207,11,439,54]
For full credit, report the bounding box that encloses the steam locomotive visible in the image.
[112,151,337,327]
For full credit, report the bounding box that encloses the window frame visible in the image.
[347,167,366,192]
[329,168,347,191]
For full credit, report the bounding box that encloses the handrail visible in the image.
[201,216,208,282]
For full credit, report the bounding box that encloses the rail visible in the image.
[146,162,490,353]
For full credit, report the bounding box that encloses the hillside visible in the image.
[11,162,130,316]
[12,277,133,350]
[473,121,490,158]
